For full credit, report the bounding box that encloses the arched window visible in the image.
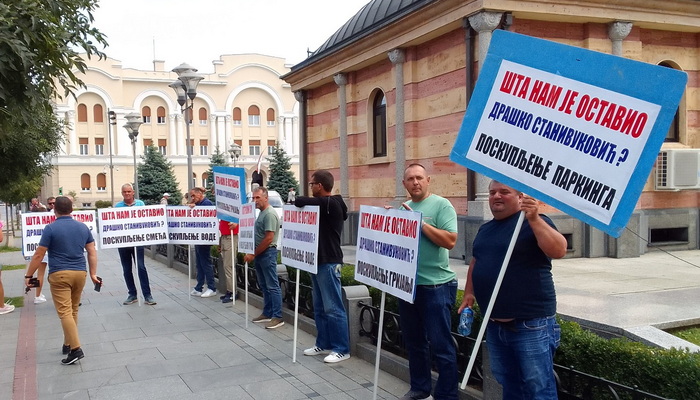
[157,106,166,124]
[93,105,104,122]
[248,105,260,126]
[199,107,208,125]
[77,104,88,122]
[142,106,151,123]
[372,90,387,157]
[81,173,91,191]
[659,62,680,143]
[266,108,276,126]
[233,107,242,125]
[97,173,106,191]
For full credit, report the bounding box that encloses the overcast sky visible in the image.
[91,0,370,72]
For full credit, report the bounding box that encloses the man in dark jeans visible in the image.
[115,183,155,305]
[189,186,217,298]
[295,170,351,363]
[244,186,282,329]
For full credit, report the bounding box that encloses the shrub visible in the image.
[556,319,700,399]
[95,200,112,208]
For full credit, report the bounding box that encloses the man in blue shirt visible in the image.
[25,196,99,365]
[189,186,217,298]
[460,181,567,399]
[115,183,155,305]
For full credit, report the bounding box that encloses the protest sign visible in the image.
[97,205,168,249]
[166,206,218,245]
[354,205,420,303]
[21,211,97,257]
[280,205,320,274]
[450,30,687,237]
[213,166,246,223]
[238,202,256,255]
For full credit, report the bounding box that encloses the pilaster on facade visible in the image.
[388,49,406,205]
[65,110,77,156]
[334,73,349,200]
[608,21,633,56]
[467,11,502,219]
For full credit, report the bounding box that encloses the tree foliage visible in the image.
[0,174,43,204]
[138,145,182,205]
[0,0,107,188]
[205,146,229,202]
[266,143,298,203]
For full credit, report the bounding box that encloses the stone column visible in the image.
[294,91,307,190]
[389,48,406,206]
[169,114,180,155]
[168,113,178,156]
[609,21,633,57]
[334,73,350,200]
[467,11,503,218]
[224,115,232,150]
[66,110,77,155]
[210,114,218,151]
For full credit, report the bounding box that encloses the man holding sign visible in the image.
[243,186,283,329]
[398,164,459,400]
[295,170,350,363]
[459,181,566,399]
[115,183,156,306]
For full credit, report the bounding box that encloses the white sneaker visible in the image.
[324,352,350,363]
[34,294,47,304]
[190,288,202,296]
[303,346,330,356]
[0,303,15,315]
[200,289,216,298]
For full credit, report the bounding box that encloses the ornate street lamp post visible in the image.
[228,142,241,167]
[169,63,203,193]
[123,112,143,199]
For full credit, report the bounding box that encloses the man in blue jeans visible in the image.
[244,186,282,329]
[398,164,459,400]
[295,170,350,363]
[189,186,217,298]
[115,183,155,305]
[460,181,567,399]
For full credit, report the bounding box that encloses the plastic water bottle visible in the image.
[458,308,474,336]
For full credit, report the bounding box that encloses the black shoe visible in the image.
[61,347,84,365]
[62,344,70,355]
[220,291,233,300]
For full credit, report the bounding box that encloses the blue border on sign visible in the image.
[450,30,687,237]
[213,166,247,223]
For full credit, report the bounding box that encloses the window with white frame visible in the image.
[143,139,153,154]
[142,106,151,123]
[157,106,166,124]
[199,107,208,125]
[97,173,106,191]
[79,138,89,155]
[95,138,104,155]
[200,139,208,156]
[266,108,275,126]
[158,139,167,156]
[267,140,276,155]
[248,105,260,126]
[233,107,242,125]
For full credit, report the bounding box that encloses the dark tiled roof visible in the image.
[291,0,435,71]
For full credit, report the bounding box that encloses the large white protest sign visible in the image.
[450,30,687,237]
[97,205,168,249]
[354,205,420,303]
[213,166,246,223]
[280,205,319,274]
[21,211,98,257]
[166,206,218,245]
[238,202,256,255]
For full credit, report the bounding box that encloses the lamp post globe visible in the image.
[229,143,242,168]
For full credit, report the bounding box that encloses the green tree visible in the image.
[0,175,43,204]
[204,146,229,202]
[266,142,298,203]
[0,0,107,189]
[138,145,182,205]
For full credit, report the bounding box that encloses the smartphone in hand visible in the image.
[94,277,102,292]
